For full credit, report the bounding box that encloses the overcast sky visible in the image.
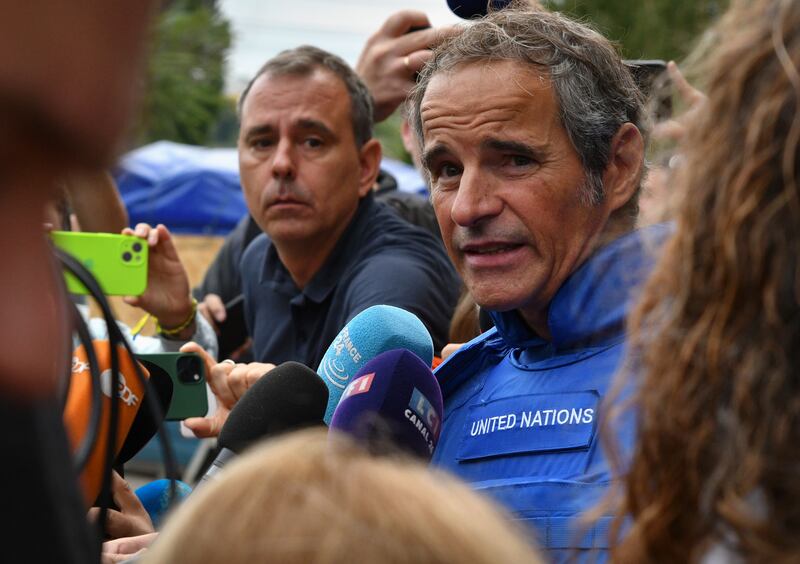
[219,0,461,93]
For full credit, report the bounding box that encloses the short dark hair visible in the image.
[238,45,374,147]
[409,5,647,212]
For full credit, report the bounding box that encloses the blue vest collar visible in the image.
[489,224,671,351]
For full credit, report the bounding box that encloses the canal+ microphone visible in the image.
[329,349,443,460]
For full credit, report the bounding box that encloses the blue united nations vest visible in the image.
[432,224,670,563]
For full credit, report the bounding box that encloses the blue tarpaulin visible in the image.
[115,141,246,235]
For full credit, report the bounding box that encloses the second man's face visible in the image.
[238,69,371,250]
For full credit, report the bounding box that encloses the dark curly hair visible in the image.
[607,0,800,561]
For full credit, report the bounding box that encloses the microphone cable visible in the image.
[53,246,179,543]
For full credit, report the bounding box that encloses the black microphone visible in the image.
[447,0,512,19]
[198,362,328,486]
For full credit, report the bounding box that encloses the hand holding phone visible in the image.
[136,352,208,420]
[179,342,275,439]
[120,223,194,332]
[651,61,707,142]
[625,59,673,121]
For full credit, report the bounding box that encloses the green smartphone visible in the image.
[136,352,208,421]
[50,231,148,296]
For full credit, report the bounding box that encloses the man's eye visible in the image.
[439,163,462,179]
[252,138,273,149]
[304,137,323,149]
[509,155,534,167]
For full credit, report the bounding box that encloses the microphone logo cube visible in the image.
[100,370,140,407]
[341,372,375,401]
[408,388,441,439]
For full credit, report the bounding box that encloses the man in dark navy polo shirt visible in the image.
[200,45,458,387]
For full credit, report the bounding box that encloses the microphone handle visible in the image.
[197,447,236,488]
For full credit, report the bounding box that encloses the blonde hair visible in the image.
[145,429,541,564]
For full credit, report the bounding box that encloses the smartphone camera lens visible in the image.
[132,242,142,253]
[177,356,203,384]
[122,251,132,262]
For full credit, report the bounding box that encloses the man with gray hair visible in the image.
[408,5,668,560]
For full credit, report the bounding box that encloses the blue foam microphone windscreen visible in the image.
[135,479,192,528]
[317,305,434,424]
[329,349,443,460]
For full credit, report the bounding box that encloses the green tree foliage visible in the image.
[543,0,727,62]
[375,111,410,164]
[136,0,232,146]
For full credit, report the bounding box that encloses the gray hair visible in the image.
[408,5,647,210]
[238,45,374,147]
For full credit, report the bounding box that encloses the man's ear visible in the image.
[358,138,382,197]
[602,123,644,213]
[400,119,415,155]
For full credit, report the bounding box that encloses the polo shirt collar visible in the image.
[259,192,377,303]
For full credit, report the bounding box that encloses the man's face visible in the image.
[421,61,616,327]
[238,69,372,249]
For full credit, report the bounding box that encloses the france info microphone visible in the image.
[63,340,149,505]
[317,305,434,424]
[447,0,512,19]
[329,349,443,460]
[199,362,328,486]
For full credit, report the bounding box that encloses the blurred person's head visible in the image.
[146,428,541,564]
[407,3,646,337]
[0,1,156,170]
[0,1,157,397]
[609,0,800,560]
[236,46,382,286]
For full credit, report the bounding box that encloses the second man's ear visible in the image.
[358,138,383,197]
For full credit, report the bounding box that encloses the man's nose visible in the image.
[449,168,502,228]
[271,138,295,180]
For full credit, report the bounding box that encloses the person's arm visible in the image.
[63,170,128,233]
[356,11,459,122]
[147,310,219,360]
[87,472,153,540]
